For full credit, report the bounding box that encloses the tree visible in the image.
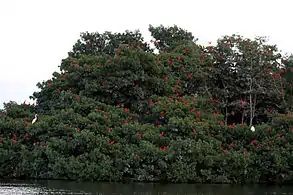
[149,24,196,52]
[206,35,284,125]
[31,44,175,115]
[31,25,206,115]
[280,55,293,110]
[68,30,153,58]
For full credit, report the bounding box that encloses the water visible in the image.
[1,180,293,195]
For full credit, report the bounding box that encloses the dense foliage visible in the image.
[1,24,293,184]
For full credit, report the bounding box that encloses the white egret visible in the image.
[32,114,38,124]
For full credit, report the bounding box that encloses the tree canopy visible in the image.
[1,25,293,184]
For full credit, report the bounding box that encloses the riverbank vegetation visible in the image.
[1,25,293,184]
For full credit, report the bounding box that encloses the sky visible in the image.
[0,0,292,108]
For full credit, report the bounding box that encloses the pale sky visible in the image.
[0,0,292,108]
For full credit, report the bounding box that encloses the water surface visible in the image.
[1,180,293,195]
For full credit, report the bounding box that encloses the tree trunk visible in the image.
[249,58,253,127]
[225,107,228,124]
[249,93,253,126]
[241,110,245,124]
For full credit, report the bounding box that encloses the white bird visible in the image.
[32,114,38,124]
[250,126,255,132]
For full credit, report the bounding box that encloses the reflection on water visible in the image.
[0,182,90,194]
[1,180,293,195]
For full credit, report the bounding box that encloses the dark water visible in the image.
[1,180,293,195]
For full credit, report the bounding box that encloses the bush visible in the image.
[1,97,293,184]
